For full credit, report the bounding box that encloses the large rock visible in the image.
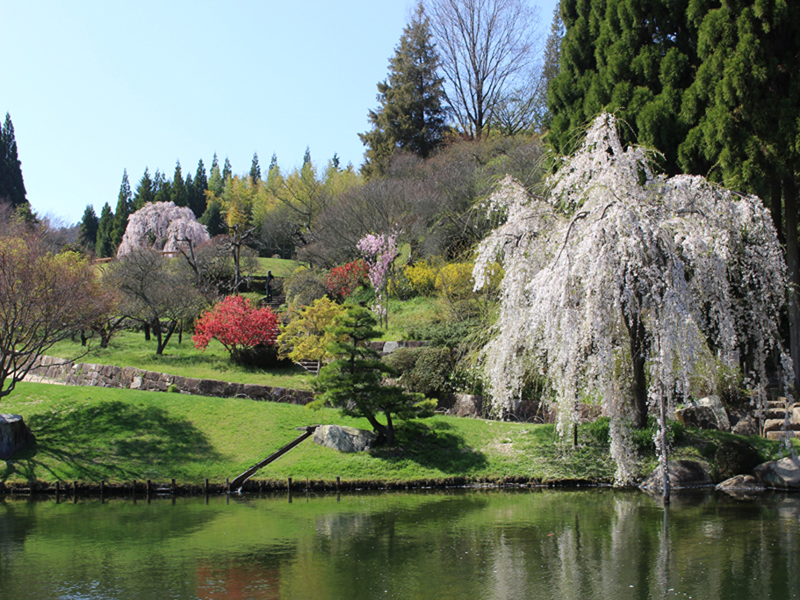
[639,459,713,492]
[753,456,800,489]
[0,414,35,460]
[716,474,765,492]
[675,395,730,431]
[313,425,376,453]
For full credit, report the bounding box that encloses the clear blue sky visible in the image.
[1,0,558,224]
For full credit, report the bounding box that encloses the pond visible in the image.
[1,488,798,599]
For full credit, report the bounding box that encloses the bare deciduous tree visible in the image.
[424,0,541,138]
[105,248,206,354]
[0,234,107,398]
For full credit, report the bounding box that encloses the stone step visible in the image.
[763,419,800,432]
[766,430,799,441]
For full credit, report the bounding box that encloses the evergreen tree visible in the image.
[153,170,172,204]
[222,157,232,182]
[187,159,208,218]
[171,161,188,207]
[0,113,27,208]
[549,0,697,173]
[312,306,435,445]
[111,169,133,247]
[360,3,446,176]
[208,153,224,196]
[538,7,565,131]
[250,152,261,186]
[134,167,155,210]
[268,153,278,175]
[199,199,226,237]
[303,147,312,167]
[677,1,800,388]
[77,204,99,249]
[95,202,115,258]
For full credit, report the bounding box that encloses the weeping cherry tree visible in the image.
[474,113,791,487]
[117,201,210,257]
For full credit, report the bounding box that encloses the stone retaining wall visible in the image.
[26,355,314,405]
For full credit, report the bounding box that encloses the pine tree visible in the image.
[171,161,188,207]
[0,113,28,208]
[95,202,115,258]
[303,147,312,167]
[77,205,99,249]
[250,152,261,186]
[208,154,224,196]
[134,167,154,210]
[268,153,278,176]
[222,157,232,182]
[188,158,208,218]
[539,7,565,131]
[111,169,133,247]
[360,3,446,176]
[153,170,172,204]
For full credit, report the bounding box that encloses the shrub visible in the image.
[192,295,280,365]
[384,346,454,400]
[404,260,438,295]
[277,297,348,372]
[325,259,369,301]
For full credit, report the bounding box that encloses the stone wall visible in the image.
[25,355,314,405]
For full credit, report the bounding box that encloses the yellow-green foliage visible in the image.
[278,297,348,364]
[434,261,475,299]
[404,260,438,295]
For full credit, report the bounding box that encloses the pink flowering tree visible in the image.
[193,295,280,364]
[357,230,398,328]
[117,201,210,257]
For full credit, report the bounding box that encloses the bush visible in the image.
[325,260,369,302]
[192,295,280,365]
[384,346,453,400]
[404,260,437,295]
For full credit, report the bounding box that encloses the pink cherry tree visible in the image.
[357,230,399,329]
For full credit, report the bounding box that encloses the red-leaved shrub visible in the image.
[193,295,279,364]
[325,259,369,301]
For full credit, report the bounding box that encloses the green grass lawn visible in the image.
[48,329,315,390]
[3,382,790,487]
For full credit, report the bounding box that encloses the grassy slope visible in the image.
[2,382,791,487]
[48,329,315,390]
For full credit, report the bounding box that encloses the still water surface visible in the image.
[1,488,798,599]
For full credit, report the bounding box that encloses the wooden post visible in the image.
[336,476,340,492]
[204,478,209,496]
[100,480,105,495]
[226,478,230,494]
[147,479,152,495]
[171,478,176,495]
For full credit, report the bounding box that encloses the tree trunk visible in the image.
[624,309,649,429]
[784,175,800,390]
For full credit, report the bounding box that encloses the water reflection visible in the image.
[0,490,798,599]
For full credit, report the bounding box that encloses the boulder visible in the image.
[753,456,800,489]
[639,459,713,492]
[0,414,35,460]
[313,425,377,453]
[675,395,730,431]
[732,415,759,437]
[451,394,483,418]
[715,474,765,497]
